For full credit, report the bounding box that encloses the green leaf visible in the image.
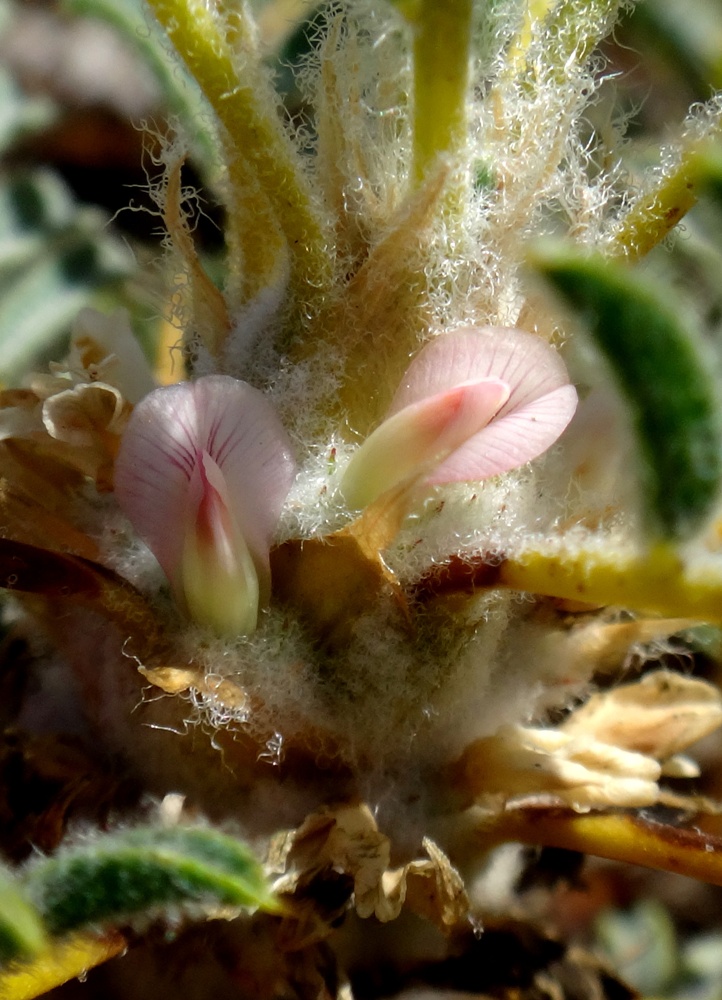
[0,869,46,965]
[24,825,276,935]
[532,244,722,539]
[0,65,57,154]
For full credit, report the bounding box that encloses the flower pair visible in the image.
[115,327,577,635]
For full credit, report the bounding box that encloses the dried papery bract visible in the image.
[114,375,297,635]
[340,326,578,509]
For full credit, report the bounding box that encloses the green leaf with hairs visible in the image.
[532,244,722,539]
[24,825,277,935]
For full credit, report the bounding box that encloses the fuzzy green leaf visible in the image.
[0,870,46,965]
[532,245,722,539]
[24,826,276,935]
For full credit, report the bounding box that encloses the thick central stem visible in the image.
[412,0,474,183]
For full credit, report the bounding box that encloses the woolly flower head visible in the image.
[113,327,576,639]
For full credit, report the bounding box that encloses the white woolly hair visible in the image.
[93,0,722,803]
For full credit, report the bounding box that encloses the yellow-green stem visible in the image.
[478,808,722,887]
[500,542,722,622]
[412,0,474,184]
[504,0,554,78]
[0,931,126,1000]
[146,0,330,310]
[608,146,703,261]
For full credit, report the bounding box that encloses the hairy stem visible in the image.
[417,541,722,622]
[411,0,474,183]
[608,146,704,261]
[147,0,331,315]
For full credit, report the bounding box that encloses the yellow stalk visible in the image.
[499,0,622,91]
[155,317,183,385]
[411,0,474,183]
[498,542,722,622]
[146,0,330,311]
[477,808,722,886]
[608,144,705,262]
[504,0,555,79]
[0,931,126,1000]
[420,540,722,623]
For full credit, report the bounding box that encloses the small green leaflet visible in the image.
[23,825,277,936]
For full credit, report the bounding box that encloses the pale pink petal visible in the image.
[180,452,260,634]
[429,383,579,483]
[389,327,571,420]
[189,376,297,569]
[114,379,202,585]
[384,326,577,486]
[340,379,510,509]
[114,375,296,595]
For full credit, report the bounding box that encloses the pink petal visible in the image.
[429,383,579,483]
[340,379,510,509]
[114,375,296,596]
[388,327,577,485]
[190,376,296,568]
[389,327,572,420]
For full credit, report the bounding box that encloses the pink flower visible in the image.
[114,375,296,635]
[340,326,578,509]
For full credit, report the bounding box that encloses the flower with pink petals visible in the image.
[114,375,297,636]
[340,326,578,509]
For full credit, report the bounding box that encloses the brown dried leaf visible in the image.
[272,804,468,933]
[271,524,408,653]
[404,838,469,930]
[0,472,100,560]
[164,156,230,356]
[139,664,250,711]
[560,669,722,760]
[0,538,165,658]
[450,724,661,812]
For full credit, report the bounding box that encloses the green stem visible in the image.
[412,0,474,183]
[608,145,703,261]
[146,0,331,311]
